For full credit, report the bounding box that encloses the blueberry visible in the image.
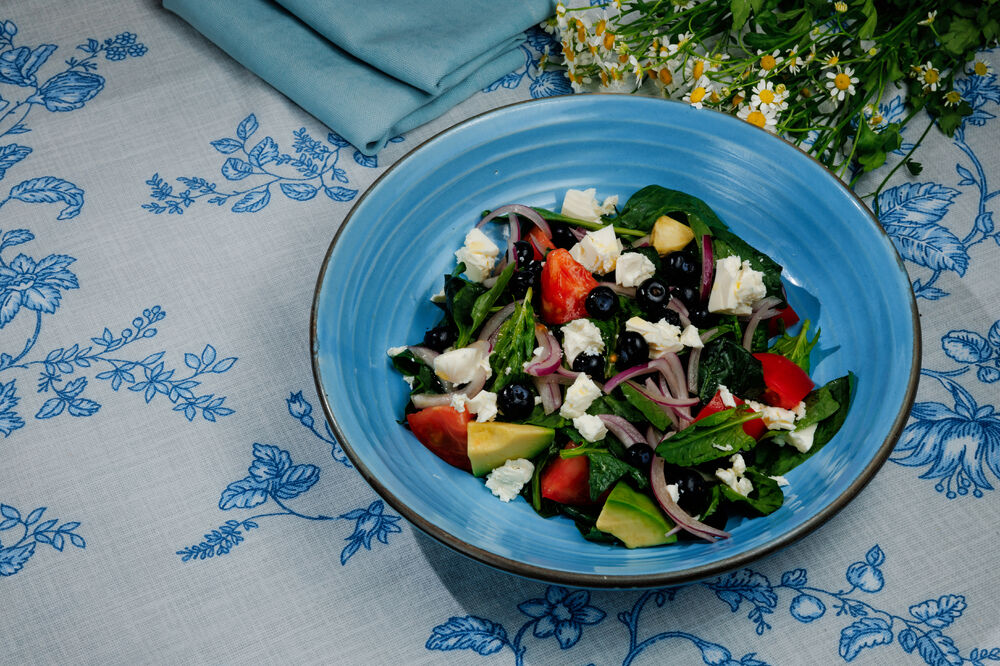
[572,352,605,378]
[624,444,653,470]
[671,284,701,310]
[585,286,618,320]
[661,463,710,516]
[551,223,577,249]
[615,331,649,369]
[688,308,719,328]
[509,271,534,299]
[659,309,681,327]
[513,240,533,267]
[423,325,455,352]
[524,259,543,277]
[497,382,534,420]
[636,277,671,318]
[663,252,700,285]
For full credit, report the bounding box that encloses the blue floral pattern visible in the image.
[177,392,400,563]
[0,504,84,576]
[142,115,402,214]
[483,27,572,99]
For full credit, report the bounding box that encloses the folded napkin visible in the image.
[164,0,555,155]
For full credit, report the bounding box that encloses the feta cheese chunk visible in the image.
[466,391,498,423]
[559,373,603,418]
[680,324,704,349]
[776,422,818,453]
[569,225,623,274]
[561,318,604,365]
[386,346,407,357]
[573,414,608,442]
[718,384,737,408]
[745,399,797,430]
[433,344,491,385]
[792,401,807,420]
[615,251,656,287]
[665,483,680,503]
[625,316,683,357]
[560,187,618,223]
[715,453,754,496]
[485,458,535,502]
[707,255,767,316]
[454,228,500,283]
[430,288,447,304]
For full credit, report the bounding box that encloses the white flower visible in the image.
[736,104,778,132]
[750,80,788,112]
[918,10,936,25]
[919,61,941,92]
[682,76,714,109]
[756,49,783,72]
[825,66,858,101]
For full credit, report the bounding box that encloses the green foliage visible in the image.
[655,408,762,466]
[768,319,820,372]
[489,293,536,392]
[560,445,649,501]
[697,336,766,403]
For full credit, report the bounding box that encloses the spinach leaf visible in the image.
[560,445,649,501]
[617,185,727,233]
[620,382,673,431]
[529,442,561,511]
[768,320,820,373]
[588,392,645,423]
[754,373,855,476]
[561,505,620,543]
[697,336,765,403]
[719,469,784,515]
[444,264,486,348]
[522,405,567,429]
[463,262,514,347]
[489,294,536,392]
[390,350,442,395]
[655,408,762,466]
[529,207,647,238]
[700,484,725,521]
[588,315,620,380]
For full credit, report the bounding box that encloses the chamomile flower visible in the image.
[821,51,842,69]
[833,1,847,13]
[737,104,778,132]
[757,49,783,72]
[750,80,788,112]
[972,60,991,76]
[676,32,694,48]
[918,10,937,26]
[825,66,858,101]
[683,76,714,109]
[944,90,962,107]
[919,61,941,92]
[653,63,680,94]
[685,55,709,81]
[786,50,804,74]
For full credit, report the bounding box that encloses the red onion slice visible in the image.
[667,296,689,319]
[533,375,563,414]
[625,379,699,407]
[570,227,587,241]
[651,454,731,541]
[604,357,667,393]
[477,204,552,238]
[687,346,702,394]
[632,235,651,247]
[407,345,439,367]
[644,425,662,449]
[596,414,645,446]
[410,393,453,408]
[525,325,563,376]
[742,296,784,350]
[477,302,516,349]
[699,235,714,304]
[643,378,681,430]
[599,282,637,298]
[663,353,688,399]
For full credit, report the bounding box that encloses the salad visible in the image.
[388,185,854,548]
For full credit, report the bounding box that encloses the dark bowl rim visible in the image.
[310,94,921,589]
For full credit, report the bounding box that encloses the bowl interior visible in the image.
[312,95,917,586]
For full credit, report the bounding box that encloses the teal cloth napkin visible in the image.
[163,0,554,155]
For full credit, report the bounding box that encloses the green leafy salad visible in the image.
[388,185,854,547]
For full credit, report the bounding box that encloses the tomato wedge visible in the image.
[527,226,556,260]
[406,405,472,471]
[694,390,767,440]
[540,248,598,324]
[767,304,800,338]
[540,443,594,505]
[753,352,814,409]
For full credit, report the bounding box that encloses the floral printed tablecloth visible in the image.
[2,2,999,664]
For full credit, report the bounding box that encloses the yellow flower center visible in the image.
[870,113,884,126]
[827,55,839,67]
[603,32,615,50]
[600,70,609,86]
[945,91,962,104]
[732,93,745,106]
[760,54,776,71]
[924,68,940,84]
[692,59,705,79]
[758,89,775,104]
[974,61,988,76]
[562,42,574,62]
[834,73,851,90]
[619,53,629,63]
[834,2,847,12]
[596,19,606,36]
[746,110,767,128]
[576,20,586,42]
[690,87,707,103]
[775,83,787,94]
[710,91,721,103]
[658,69,673,85]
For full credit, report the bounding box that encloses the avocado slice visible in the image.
[595,482,677,548]
[467,422,555,476]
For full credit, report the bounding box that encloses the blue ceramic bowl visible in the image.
[312,95,919,587]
